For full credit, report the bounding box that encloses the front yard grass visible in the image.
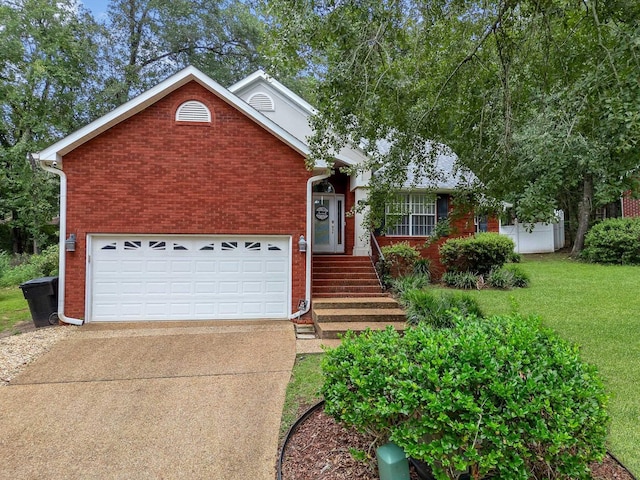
[282,254,639,475]
[440,253,639,474]
[0,287,30,333]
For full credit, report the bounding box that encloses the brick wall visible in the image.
[622,192,640,217]
[63,81,312,319]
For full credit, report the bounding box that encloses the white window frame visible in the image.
[385,193,437,236]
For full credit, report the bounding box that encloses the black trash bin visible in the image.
[19,276,59,328]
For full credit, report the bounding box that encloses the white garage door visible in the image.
[89,235,290,321]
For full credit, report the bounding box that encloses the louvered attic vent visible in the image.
[175,101,211,122]
[248,92,275,112]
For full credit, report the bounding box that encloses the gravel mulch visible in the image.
[281,406,635,480]
[0,323,78,386]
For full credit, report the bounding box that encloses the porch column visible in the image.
[352,186,370,256]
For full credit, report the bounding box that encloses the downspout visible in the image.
[34,154,83,326]
[289,171,330,320]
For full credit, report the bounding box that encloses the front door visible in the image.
[313,194,345,253]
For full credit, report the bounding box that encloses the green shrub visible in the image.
[582,217,640,264]
[509,251,522,263]
[29,245,59,276]
[391,274,430,298]
[0,252,10,280]
[505,264,530,287]
[0,245,60,287]
[487,266,515,289]
[413,258,431,279]
[322,315,609,480]
[402,289,483,327]
[441,270,479,289]
[439,233,515,275]
[380,242,421,278]
[321,327,406,440]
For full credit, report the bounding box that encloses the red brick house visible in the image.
[35,66,496,325]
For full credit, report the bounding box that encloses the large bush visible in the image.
[582,217,640,264]
[0,245,59,287]
[439,233,515,275]
[379,242,421,279]
[322,315,609,480]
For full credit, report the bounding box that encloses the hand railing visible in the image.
[369,231,386,290]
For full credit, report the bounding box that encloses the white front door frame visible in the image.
[312,193,345,254]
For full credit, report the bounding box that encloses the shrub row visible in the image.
[322,316,609,480]
[441,265,530,290]
[439,233,515,275]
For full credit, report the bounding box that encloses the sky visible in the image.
[81,0,109,20]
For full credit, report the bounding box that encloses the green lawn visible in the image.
[451,253,640,474]
[0,287,31,333]
[282,254,640,474]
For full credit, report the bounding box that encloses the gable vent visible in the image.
[175,100,211,123]
[248,92,275,112]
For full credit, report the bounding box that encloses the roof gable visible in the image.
[37,66,311,162]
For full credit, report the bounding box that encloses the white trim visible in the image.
[37,66,311,161]
[36,157,83,325]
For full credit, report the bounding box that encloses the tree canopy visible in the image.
[0,0,268,252]
[265,0,640,253]
[0,0,99,252]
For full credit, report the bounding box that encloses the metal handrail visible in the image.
[369,231,386,290]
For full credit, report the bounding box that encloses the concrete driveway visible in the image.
[0,320,296,480]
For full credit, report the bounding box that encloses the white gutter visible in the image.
[289,172,330,320]
[34,154,83,326]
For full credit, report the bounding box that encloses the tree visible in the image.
[0,0,99,252]
[264,0,640,254]
[95,0,266,109]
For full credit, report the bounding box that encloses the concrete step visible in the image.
[316,321,407,339]
[313,297,399,310]
[294,323,316,339]
[313,308,406,324]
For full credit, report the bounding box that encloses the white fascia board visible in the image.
[38,66,311,161]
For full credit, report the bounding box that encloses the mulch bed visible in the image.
[280,406,635,480]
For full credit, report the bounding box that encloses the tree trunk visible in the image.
[571,175,594,256]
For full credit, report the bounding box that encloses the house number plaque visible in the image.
[315,206,329,221]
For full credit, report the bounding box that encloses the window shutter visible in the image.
[437,195,449,221]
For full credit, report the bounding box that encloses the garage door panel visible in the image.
[170,282,192,294]
[90,236,290,321]
[266,261,287,273]
[195,261,216,273]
